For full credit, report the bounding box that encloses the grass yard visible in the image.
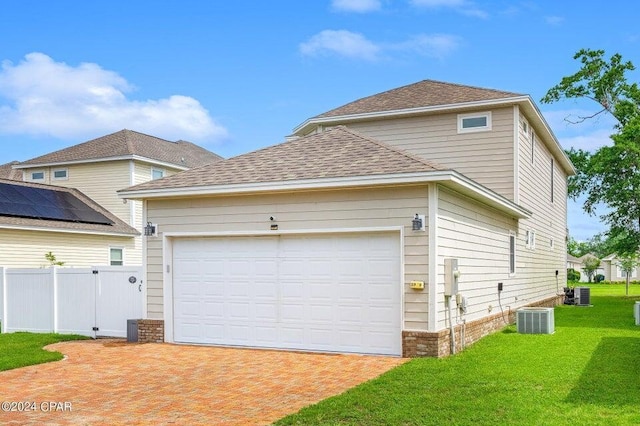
[0,332,87,371]
[276,284,640,426]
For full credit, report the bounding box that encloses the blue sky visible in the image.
[1,0,638,241]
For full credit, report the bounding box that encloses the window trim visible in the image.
[530,131,535,164]
[30,170,45,181]
[109,247,124,266]
[509,231,516,276]
[550,158,555,203]
[52,168,68,181]
[525,229,536,250]
[151,167,165,180]
[457,111,492,133]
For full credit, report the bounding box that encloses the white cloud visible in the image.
[0,53,227,143]
[545,15,564,26]
[543,108,616,151]
[300,30,382,60]
[389,34,461,59]
[300,30,459,61]
[410,0,488,18]
[331,0,382,13]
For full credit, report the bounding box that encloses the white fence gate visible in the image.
[0,266,143,338]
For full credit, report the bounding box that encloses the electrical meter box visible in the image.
[444,258,460,296]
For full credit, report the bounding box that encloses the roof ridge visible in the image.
[419,79,524,96]
[335,126,448,170]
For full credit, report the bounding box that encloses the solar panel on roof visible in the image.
[0,183,114,225]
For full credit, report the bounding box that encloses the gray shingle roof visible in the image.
[17,129,223,168]
[0,161,22,180]
[121,126,447,192]
[314,79,524,119]
[0,178,139,236]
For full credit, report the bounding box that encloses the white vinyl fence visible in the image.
[0,266,143,338]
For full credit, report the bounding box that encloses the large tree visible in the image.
[542,49,640,255]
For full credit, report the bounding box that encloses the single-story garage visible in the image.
[119,125,560,357]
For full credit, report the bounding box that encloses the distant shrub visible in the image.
[595,274,605,283]
[567,268,581,282]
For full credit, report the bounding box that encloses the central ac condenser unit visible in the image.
[574,287,591,306]
[516,307,555,334]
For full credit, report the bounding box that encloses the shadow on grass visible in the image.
[566,337,640,406]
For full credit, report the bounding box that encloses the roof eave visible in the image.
[0,223,140,237]
[14,155,190,171]
[292,96,531,135]
[119,170,531,219]
[518,98,577,176]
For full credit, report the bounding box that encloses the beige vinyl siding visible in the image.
[517,112,569,294]
[344,107,515,201]
[436,186,517,329]
[23,161,132,224]
[145,185,431,330]
[0,228,136,268]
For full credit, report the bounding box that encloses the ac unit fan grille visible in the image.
[516,308,555,334]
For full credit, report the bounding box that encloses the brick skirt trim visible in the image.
[402,294,563,357]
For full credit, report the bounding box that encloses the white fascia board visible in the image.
[518,98,576,176]
[292,96,531,135]
[120,170,531,219]
[13,155,189,171]
[0,223,139,237]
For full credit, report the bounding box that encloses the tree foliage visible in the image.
[542,49,640,255]
[44,251,65,267]
[582,254,601,283]
[617,254,638,296]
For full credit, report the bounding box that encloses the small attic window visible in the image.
[53,168,68,180]
[152,168,165,180]
[458,112,492,133]
[31,171,45,181]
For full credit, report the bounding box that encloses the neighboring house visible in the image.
[0,161,22,181]
[0,178,139,267]
[566,253,604,282]
[119,80,575,357]
[10,129,223,266]
[601,254,640,282]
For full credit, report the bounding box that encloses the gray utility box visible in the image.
[127,319,139,342]
[635,302,640,326]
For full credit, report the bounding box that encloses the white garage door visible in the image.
[172,233,401,355]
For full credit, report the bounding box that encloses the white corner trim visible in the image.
[513,105,520,204]
[428,184,438,332]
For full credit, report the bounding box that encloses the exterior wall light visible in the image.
[144,221,157,237]
[412,213,425,231]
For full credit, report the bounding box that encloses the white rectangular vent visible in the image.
[516,307,555,334]
[575,287,591,306]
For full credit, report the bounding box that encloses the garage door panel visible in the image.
[254,303,277,320]
[337,282,363,300]
[310,304,333,321]
[254,326,278,344]
[203,301,224,318]
[281,304,305,321]
[309,282,332,299]
[172,234,401,355]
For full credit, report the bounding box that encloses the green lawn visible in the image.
[276,284,640,426]
[0,332,88,371]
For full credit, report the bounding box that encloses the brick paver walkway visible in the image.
[0,339,407,425]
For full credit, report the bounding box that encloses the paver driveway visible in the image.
[0,339,407,425]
